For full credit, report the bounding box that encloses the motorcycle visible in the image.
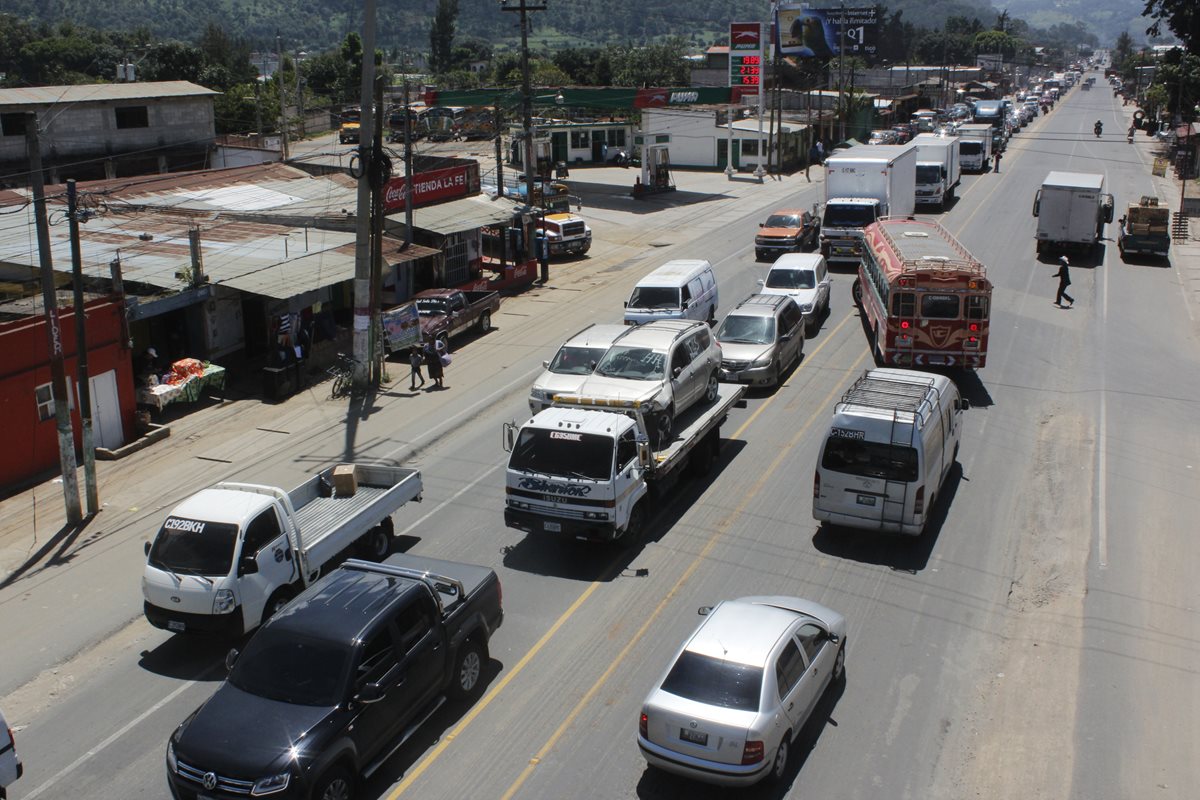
[1094,122,1103,138]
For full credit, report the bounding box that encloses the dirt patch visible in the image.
[936,404,1093,798]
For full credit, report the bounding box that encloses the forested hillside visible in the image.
[4,0,1006,53]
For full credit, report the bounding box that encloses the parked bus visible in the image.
[852,217,991,369]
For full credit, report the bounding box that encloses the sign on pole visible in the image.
[729,22,763,90]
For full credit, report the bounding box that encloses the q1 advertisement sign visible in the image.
[384,162,481,212]
[776,5,877,59]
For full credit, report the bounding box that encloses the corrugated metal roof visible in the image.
[0,81,219,109]
[412,195,524,234]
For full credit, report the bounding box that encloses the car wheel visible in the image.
[768,735,790,783]
[833,642,846,682]
[360,525,391,560]
[312,766,355,800]
[450,640,486,700]
[479,311,492,333]
[262,588,294,626]
[703,370,719,404]
[654,410,674,449]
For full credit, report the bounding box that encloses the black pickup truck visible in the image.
[165,554,503,800]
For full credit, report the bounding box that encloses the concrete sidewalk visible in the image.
[0,164,819,582]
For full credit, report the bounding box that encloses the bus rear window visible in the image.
[921,294,959,318]
[966,295,989,319]
[821,438,918,482]
[891,292,916,318]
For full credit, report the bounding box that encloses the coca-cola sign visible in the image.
[384,163,480,211]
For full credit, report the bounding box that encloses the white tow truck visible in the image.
[142,464,423,635]
[502,385,745,543]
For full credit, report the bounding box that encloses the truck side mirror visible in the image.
[637,440,652,468]
[144,541,151,556]
[240,555,259,575]
[757,279,765,286]
[225,648,239,671]
[1032,190,1041,217]
[758,222,765,228]
[502,422,516,453]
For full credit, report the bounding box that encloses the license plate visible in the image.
[856,494,877,506]
[679,727,708,746]
[543,521,562,532]
[167,620,186,632]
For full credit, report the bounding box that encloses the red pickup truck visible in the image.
[414,289,501,346]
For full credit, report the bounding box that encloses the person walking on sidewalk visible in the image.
[1053,255,1075,307]
[408,346,425,390]
[425,338,447,389]
[993,149,1002,173]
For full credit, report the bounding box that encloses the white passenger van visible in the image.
[624,259,718,326]
[813,368,967,535]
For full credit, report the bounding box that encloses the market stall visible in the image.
[137,359,226,413]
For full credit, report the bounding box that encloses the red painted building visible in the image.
[0,296,135,492]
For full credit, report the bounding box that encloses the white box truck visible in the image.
[821,144,917,265]
[813,368,967,535]
[142,464,423,635]
[1032,171,1114,255]
[912,133,961,210]
[502,385,744,544]
[957,123,993,172]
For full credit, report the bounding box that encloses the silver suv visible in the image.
[715,295,805,388]
[529,323,628,414]
[574,320,721,446]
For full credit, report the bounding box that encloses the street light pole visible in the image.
[502,0,547,265]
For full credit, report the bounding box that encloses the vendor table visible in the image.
[137,364,226,412]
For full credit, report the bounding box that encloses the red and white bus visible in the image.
[853,217,991,368]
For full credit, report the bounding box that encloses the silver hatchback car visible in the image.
[638,596,847,787]
[715,295,805,388]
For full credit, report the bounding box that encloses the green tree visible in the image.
[608,39,690,87]
[1142,0,1199,55]
[141,41,206,83]
[430,0,458,75]
[1113,31,1134,69]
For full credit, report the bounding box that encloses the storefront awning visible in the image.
[220,245,358,299]
[412,195,523,235]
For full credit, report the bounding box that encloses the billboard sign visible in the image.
[381,301,421,350]
[384,162,481,212]
[776,5,877,59]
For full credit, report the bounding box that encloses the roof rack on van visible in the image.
[842,371,938,418]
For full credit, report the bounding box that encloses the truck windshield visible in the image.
[764,213,802,228]
[416,298,448,315]
[548,345,608,375]
[627,286,680,309]
[717,314,775,344]
[594,346,665,380]
[823,205,877,228]
[916,165,943,184]
[509,428,613,480]
[229,632,351,707]
[821,438,918,482]
[765,268,816,290]
[148,518,239,576]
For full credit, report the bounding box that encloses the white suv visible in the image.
[528,323,628,414]
[757,253,831,334]
[574,320,721,446]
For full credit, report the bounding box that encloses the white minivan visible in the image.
[813,368,967,535]
[624,259,718,326]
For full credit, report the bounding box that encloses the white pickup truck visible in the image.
[142,464,422,635]
[502,384,744,544]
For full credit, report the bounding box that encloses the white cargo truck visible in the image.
[821,144,917,265]
[956,123,993,172]
[143,464,423,635]
[1032,171,1114,255]
[502,385,744,544]
[911,134,961,210]
[813,368,967,535]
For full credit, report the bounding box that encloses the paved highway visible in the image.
[2,81,1196,800]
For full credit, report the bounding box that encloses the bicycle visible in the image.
[328,352,359,398]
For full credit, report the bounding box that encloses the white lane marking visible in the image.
[1098,385,1109,569]
[381,364,543,462]
[23,674,209,799]
[397,462,505,537]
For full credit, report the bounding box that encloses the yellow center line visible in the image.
[389,310,860,799]
[498,351,868,800]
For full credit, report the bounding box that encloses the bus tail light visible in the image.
[964,336,979,349]
[813,471,820,499]
[900,320,911,329]
[914,486,925,515]
[968,322,980,332]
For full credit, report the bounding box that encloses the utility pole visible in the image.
[837,2,846,142]
[27,113,82,524]
[502,0,546,263]
[277,36,290,160]
[352,0,379,390]
[370,74,385,385]
[295,49,306,138]
[403,70,415,248]
[495,95,505,197]
[68,180,98,515]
